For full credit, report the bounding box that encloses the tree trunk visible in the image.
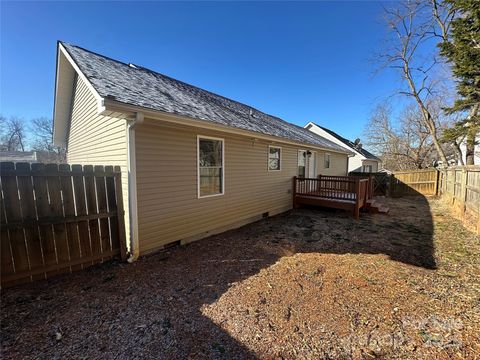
[465,104,479,165]
[465,126,478,165]
[454,141,465,166]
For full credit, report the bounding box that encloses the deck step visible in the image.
[378,206,390,214]
[367,201,389,215]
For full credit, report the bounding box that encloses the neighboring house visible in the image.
[304,122,381,173]
[458,135,480,165]
[0,151,38,163]
[0,150,66,164]
[53,42,352,259]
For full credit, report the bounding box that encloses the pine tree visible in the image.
[440,0,480,165]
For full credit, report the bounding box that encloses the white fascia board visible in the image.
[53,43,106,147]
[58,43,105,114]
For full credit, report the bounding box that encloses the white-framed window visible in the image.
[324,153,331,169]
[197,136,224,198]
[363,164,373,173]
[298,150,306,177]
[268,146,282,171]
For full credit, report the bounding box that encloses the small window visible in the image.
[298,150,306,177]
[324,153,331,169]
[198,136,224,197]
[363,165,373,173]
[268,146,281,171]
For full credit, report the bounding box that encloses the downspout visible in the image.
[126,112,144,263]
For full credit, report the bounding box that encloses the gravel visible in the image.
[1,197,479,359]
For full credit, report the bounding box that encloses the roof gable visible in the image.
[58,42,349,154]
[307,122,380,161]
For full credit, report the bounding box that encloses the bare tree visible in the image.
[364,102,437,171]
[31,117,55,151]
[30,117,66,163]
[0,116,27,151]
[377,0,456,165]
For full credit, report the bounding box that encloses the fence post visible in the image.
[460,168,468,220]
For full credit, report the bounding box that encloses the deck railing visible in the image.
[293,175,372,219]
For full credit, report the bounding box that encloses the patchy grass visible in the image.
[1,197,479,359]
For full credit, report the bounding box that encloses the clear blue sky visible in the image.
[1,1,399,141]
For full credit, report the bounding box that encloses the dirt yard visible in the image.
[1,197,479,359]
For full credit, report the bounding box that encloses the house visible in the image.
[458,135,480,165]
[53,42,352,259]
[304,122,381,173]
[0,151,38,163]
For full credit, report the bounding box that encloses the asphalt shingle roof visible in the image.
[316,125,381,161]
[61,42,350,153]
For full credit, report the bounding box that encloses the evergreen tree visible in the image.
[440,0,480,165]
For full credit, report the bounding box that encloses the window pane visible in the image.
[199,139,222,167]
[298,165,306,177]
[268,147,281,170]
[324,154,330,169]
[269,158,280,171]
[298,151,306,176]
[269,147,280,159]
[298,151,306,166]
[199,167,222,196]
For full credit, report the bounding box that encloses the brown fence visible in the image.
[439,166,480,234]
[349,172,389,196]
[0,162,127,287]
[390,169,439,197]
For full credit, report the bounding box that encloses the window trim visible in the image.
[267,145,282,172]
[324,153,331,169]
[197,135,225,198]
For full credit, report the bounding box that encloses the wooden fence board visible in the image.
[31,163,58,277]
[0,162,126,287]
[46,164,71,273]
[439,166,480,234]
[95,165,111,260]
[83,165,102,265]
[59,164,82,272]
[1,162,30,277]
[16,163,45,281]
[105,172,120,255]
[391,169,439,196]
[71,164,92,266]
[0,182,15,283]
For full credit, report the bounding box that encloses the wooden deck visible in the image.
[293,175,374,219]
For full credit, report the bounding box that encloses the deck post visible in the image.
[354,178,361,219]
[368,175,373,199]
[292,176,297,209]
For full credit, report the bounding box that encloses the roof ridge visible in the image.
[61,41,295,126]
[58,42,352,153]
[317,124,380,160]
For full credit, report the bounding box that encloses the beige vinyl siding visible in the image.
[66,76,130,242]
[135,121,345,254]
[317,151,348,176]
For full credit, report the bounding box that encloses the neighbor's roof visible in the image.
[60,42,350,153]
[314,124,381,161]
